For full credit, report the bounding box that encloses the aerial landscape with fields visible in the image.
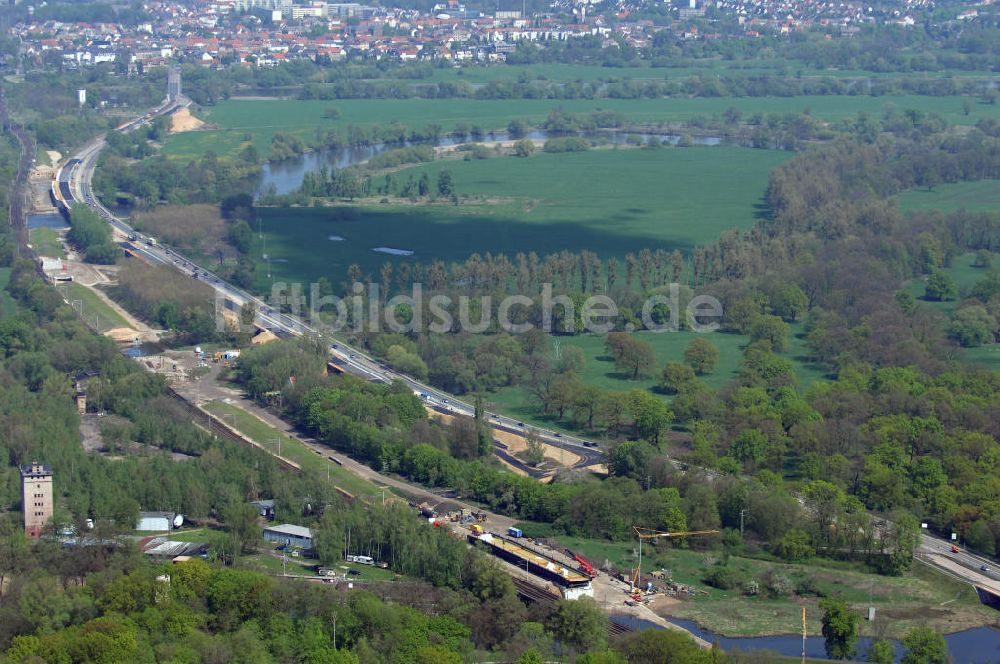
[1,0,1000,662]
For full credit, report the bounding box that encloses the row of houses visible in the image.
[11,0,958,72]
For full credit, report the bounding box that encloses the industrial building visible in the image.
[263,523,314,550]
[21,462,53,539]
[137,511,177,532]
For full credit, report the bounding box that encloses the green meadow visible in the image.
[252,146,788,288]
[897,178,1000,213]
[418,61,1000,85]
[485,323,826,433]
[543,535,994,639]
[27,227,64,259]
[163,94,1000,161]
[897,181,1000,368]
[60,283,131,332]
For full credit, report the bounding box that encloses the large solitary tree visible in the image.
[820,598,859,660]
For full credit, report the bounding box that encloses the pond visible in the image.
[27,213,68,230]
[121,342,163,359]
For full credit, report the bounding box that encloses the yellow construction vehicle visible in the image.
[469,524,484,536]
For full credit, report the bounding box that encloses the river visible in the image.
[254,130,725,197]
[610,615,1000,662]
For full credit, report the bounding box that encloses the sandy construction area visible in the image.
[170,107,205,132]
[426,408,581,468]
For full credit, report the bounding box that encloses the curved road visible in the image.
[60,98,605,470]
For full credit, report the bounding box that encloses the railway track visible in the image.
[1,84,35,254]
[163,386,302,472]
[510,577,635,637]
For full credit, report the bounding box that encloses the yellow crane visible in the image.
[630,526,720,595]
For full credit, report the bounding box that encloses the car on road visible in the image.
[981,565,991,572]
[516,422,524,427]
[554,433,562,438]
[951,545,960,553]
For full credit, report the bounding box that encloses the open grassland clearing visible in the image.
[898,184,1000,368]
[252,146,788,287]
[203,399,384,501]
[59,282,131,333]
[28,227,64,258]
[163,94,1000,161]
[897,178,1000,213]
[552,535,996,639]
[486,324,826,434]
[903,252,1000,369]
[416,62,1000,85]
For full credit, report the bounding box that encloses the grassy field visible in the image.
[59,283,131,332]
[252,146,787,288]
[164,94,1000,161]
[552,535,996,639]
[898,180,1000,369]
[905,252,987,304]
[202,399,384,501]
[897,179,1000,213]
[28,227,64,258]
[418,62,1000,85]
[486,325,826,433]
[902,252,1000,370]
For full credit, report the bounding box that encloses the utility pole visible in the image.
[801,606,806,664]
[740,509,747,537]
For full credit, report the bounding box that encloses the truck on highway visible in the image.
[507,527,523,538]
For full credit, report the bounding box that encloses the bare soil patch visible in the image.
[170,107,205,133]
[426,407,580,468]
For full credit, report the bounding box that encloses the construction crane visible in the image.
[630,526,720,596]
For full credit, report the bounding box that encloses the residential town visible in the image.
[8,0,988,70]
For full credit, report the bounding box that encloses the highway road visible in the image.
[58,97,1000,602]
[59,97,606,470]
[918,532,1000,597]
